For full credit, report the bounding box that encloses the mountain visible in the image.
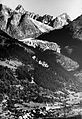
[0,4,71,40]
[0,4,82,119]
[15,5,71,29]
[0,4,54,40]
[0,4,42,39]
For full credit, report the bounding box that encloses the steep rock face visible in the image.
[36,14,53,26]
[36,13,71,29]
[15,5,54,26]
[6,13,41,39]
[15,4,26,15]
[0,4,41,39]
[52,13,71,29]
[0,4,12,30]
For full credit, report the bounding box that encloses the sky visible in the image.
[0,0,82,20]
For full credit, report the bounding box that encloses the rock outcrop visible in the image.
[0,4,41,39]
[0,4,12,30]
[52,13,71,29]
[15,4,26,15]
[36,13,71,29]
[36,14,53,26]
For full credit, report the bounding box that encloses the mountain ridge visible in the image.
[0,4,71,40]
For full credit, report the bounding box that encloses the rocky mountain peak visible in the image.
[15,4,26,14]
[0,4,72,39]
[52,13,71,29]
[0,4,13,15]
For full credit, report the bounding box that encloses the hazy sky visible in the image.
[0,0,82,20]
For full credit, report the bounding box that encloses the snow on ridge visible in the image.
[29,18,54,33]
[19,38,61,53]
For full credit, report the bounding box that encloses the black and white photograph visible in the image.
[0,0,82,119]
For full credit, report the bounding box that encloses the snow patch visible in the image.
[29,18,54,33]
[32,55,49,68]
[19,38,61,53]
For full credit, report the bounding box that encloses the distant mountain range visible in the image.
[0,4,71,39]
[0,4,82,119]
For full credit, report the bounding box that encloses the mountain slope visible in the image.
[68,15,82,40]
[0,30,82,118]
[0,28,82,91]
[37,25,82,68]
